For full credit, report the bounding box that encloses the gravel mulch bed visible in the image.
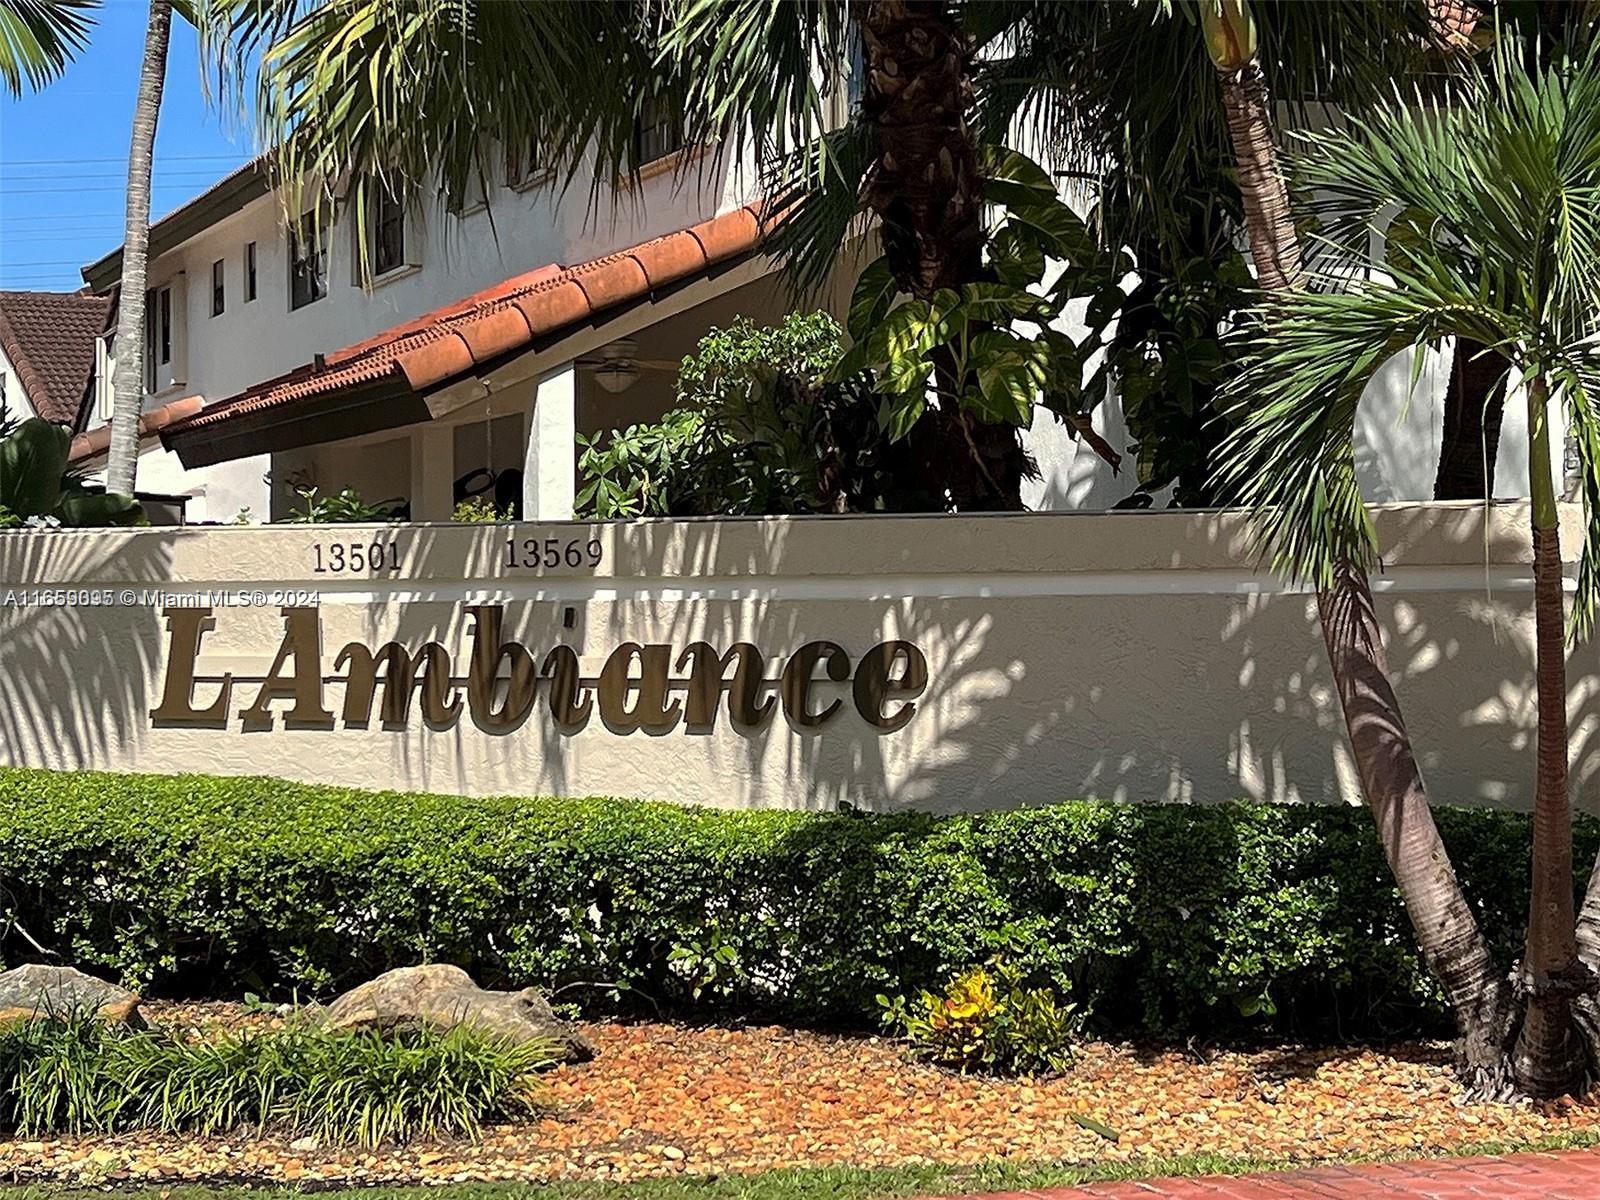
[3,1003,1599,1188]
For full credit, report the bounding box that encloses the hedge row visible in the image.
[0,768,1586,1039]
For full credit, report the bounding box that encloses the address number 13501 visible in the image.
[505,535,604,570]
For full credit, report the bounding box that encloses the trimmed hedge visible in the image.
[0,768,1588,1038]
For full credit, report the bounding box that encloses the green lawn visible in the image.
[6,1140,1600,1200]
[0,1158,1274,1200]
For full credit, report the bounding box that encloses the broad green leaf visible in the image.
[55,484,144,528]
[880,392,926,442]
[847,256,897,341]
[958,282,1047,323]
[0,417,70,516]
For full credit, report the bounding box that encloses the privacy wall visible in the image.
[1,506,1593,811]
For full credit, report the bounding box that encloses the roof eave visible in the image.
[81,162,272,293]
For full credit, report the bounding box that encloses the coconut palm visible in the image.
[0,0,96,95]
[1215,39,1600,1097]
[105,0,174,497]
[0,0,168,497]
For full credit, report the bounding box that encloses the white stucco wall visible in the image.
[0,344,36,422]
[0,504,1591,812]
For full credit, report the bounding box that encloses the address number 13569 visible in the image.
[505,535,604,570]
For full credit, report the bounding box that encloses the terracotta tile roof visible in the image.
[165,204,771,440]
[0,289,113,427]
[67,395,203,466]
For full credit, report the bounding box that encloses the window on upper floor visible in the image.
[143,284,171,393]
[289,213,328,310]
[504,139,548,191]
[632,93,685,167]
[245,242,257,302]
[369,187,407,277]
[211,259,225,317]
[448,165,490,215]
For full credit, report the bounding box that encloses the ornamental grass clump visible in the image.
[0,1012,556,1145]
[879,959,1080,1077]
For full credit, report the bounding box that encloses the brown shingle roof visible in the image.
[165,204,770,441]
[0,289,113,427]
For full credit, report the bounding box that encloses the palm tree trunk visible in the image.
[1512,373,1591,1097]
[1217,60,1302,291]
[105,0,172,497]
[1434,337,1508,500]
[1319,556,1512,1083]
[850,0,1026,510]
[1209,29,1509,1078]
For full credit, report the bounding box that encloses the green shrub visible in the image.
[879,958,1079,1076]
[0,767,1584,1040]
[0,1012,553,1144]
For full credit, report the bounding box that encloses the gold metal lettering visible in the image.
[466,605,537,731]
[597,642,683,734]
[541,645,592,730]
[336,641,460,726]
[149,606,230,727]
[779,640,851,728]
[238,607,335,730]
[852,640,929,732]
[677,641,773,731]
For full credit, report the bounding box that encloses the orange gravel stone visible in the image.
[3,1006,1600,1187]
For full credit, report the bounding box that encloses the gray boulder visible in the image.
[319,964,594,1062]
[0,964,145,1027]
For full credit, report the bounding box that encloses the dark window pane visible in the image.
[211,259,225,317]
[245,242,257,301]
[373,190,405,275]
[143,288,156,391]
[159,288,171,363]
[632,93,684,165]
[290,215,326,310]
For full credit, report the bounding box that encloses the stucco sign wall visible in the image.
[1,507,1593,811]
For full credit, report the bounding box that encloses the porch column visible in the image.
[523,362,576,520]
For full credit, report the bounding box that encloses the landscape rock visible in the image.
[0,963,146,1027]
[319,964,595,1062]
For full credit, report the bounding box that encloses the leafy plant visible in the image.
[0,416,142,528]
[0,1010,555,1145]
[833,147,1114,474]
[667,922,746,1002]
[452,496,507,523]
[284,486,402,524]
[879,958,1080,1077]
[576,312,900,517]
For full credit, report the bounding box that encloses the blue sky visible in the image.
[0,0,255,293]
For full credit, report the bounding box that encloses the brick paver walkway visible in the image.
[926,1150,1600,1199]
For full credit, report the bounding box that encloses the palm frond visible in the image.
[1217,34,1600,633]
[0,0,96,96]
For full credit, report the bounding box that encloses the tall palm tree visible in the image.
[1195,0,1515,1086]
[105,0,173,497]
[1215,38,1600,1097]
[0,0,96,96]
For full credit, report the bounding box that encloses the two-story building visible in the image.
[62,132,903,524]
[59,107,1558,523]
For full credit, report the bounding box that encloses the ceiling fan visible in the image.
[573,339,678,393]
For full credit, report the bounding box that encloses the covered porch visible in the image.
[160,206,858,523]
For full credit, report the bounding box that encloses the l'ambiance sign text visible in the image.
[151,605,929,735]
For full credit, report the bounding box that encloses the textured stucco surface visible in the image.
[1,506,1593,811]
